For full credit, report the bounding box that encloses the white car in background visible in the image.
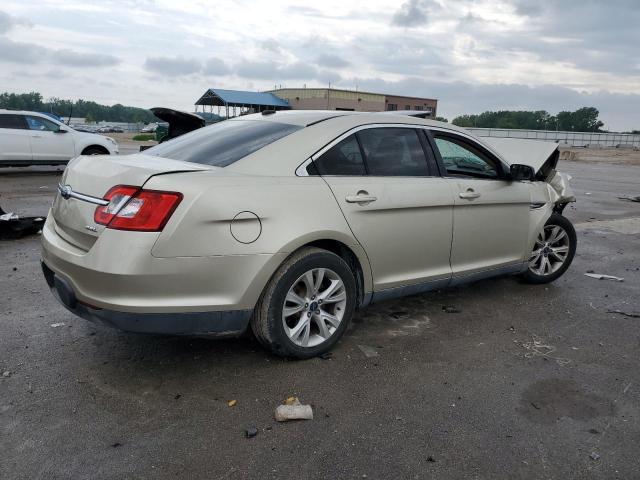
[0,110,118,166]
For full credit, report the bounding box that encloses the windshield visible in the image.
[145,119,302,167]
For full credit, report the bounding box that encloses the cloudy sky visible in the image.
[1,0,639,130]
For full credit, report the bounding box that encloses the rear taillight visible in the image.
[94,185,182,232]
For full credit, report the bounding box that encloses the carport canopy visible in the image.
[195,88,290,117]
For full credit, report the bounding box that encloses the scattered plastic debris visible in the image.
[50,323,65,328]
[589,452,600,461]
[357,344,379,358]
[227,399,237,407]
[2,371,11,378]
[618,195,640,202]
[442,305,461,314]
[275,397,313,422]
[245,426,258,438]
[607,309,640,319]
[317,352,332,360]
[584,273,624,282]
[516,335,571,366]
[111,442,122,448]
[584,192,592,195]
[0,207,46,239]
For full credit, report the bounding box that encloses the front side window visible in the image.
[313,134,366,176]
[0,114,27,129]
[358,128,429,177]
[146,120,302,167]
[433,136,499,179]
[26,116,60,132]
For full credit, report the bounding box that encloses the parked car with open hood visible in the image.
[41,111,575,358]
[0,109,118,166]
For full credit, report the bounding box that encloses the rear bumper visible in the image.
[42,261,251,336]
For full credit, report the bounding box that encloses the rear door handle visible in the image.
[459,189,481,199]
[345,191,377,204]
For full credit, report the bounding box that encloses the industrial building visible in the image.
[268,88,438,116]
[194,87,438,118]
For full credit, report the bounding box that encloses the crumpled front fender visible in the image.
[547,171,576,205]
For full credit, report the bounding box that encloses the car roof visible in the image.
[230,110,469,133]
[0,109,58,119]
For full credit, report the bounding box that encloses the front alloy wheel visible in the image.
[521,213,576,284]
[528,225,570,276]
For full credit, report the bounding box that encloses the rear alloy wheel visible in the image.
[282,268,347,348]
[251,247,356,358]
[521,213,576,284]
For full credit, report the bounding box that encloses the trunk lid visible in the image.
[51,153,209,250]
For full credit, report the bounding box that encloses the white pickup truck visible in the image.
[0,109,118,166]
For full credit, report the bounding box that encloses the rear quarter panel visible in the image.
[144,172,370,277]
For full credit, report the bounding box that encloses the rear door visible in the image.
[25,115,75,162]
[310,125,455,294]
[428,130,531,278]
[0,113,32,163]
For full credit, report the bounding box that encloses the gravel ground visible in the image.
[1,155,639,480]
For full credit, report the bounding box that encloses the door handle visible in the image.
[459,189,481,199]
[345,191,377,204]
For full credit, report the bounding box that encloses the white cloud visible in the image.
[0,0,638,129]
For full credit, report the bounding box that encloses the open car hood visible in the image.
[482,137,559,176]
[481,137,574,204]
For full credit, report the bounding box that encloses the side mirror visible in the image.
[56,126,69,133]
[510,164,535,181]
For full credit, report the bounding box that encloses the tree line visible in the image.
[0,91,157,124]
[451,107,605,132]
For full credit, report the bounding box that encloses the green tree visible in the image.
[434,116,448,123]
[0,91,157,123]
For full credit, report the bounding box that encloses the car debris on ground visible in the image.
[0,207,45,240]
[584,273,625,282]
[357,344,380,358]
[607,309,640,319]
[618,195,640,202]
[245,426,258,438]
[274,397,313,422]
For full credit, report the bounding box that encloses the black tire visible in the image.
[521,213,576,284]
[251,247,357,359]
[82,146,108,155]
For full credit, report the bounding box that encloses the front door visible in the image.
[430,132,531,277]
[26,115,75,162]
[312,126,455,293]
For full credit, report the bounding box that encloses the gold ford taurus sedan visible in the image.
[41,111,576,358]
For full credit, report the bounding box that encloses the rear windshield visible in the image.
[145,120,302,167]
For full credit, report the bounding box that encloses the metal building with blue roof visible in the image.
[195,88,290,118]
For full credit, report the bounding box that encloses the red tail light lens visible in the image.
[94,185,139,226]
[94,186,182,232]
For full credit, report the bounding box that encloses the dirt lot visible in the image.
[1,152,639,479]
[560,147,640,166]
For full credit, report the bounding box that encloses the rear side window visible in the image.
[314,134,367,176]
[358,128,429,176]
[0,114,27,129]
[146,120,302,167]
